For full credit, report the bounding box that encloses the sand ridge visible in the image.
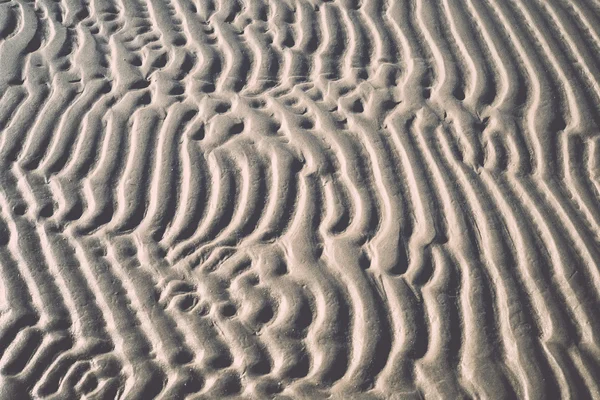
[0,0,600,398]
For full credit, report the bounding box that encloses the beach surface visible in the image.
[0,0,600,398]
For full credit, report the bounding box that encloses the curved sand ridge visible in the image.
[0,0,600,398]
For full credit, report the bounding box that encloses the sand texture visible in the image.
[1,0,600,398]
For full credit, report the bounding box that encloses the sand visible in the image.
[0,0,599,398]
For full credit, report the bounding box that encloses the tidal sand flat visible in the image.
[0,0,600,398]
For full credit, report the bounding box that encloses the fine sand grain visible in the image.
[0,0,600,398]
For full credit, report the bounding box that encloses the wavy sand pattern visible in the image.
[0,0,600,398]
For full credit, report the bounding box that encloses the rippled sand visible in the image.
[0,0,600,398]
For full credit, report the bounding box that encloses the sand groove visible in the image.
[0,0,600,398]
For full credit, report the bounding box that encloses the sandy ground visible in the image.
[0,0,600,398]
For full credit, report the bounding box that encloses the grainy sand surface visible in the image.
[1,0,600,398]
